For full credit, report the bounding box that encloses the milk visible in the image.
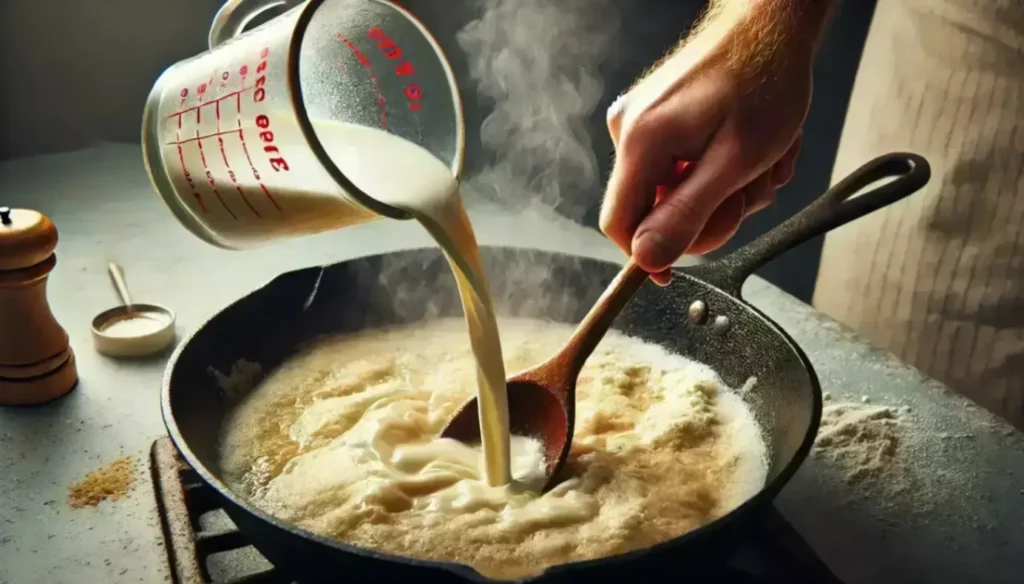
[315,121,513,486]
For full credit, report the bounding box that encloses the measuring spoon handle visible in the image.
[108,263,133,308]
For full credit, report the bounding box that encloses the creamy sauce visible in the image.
[219,318,768,580]
[316,122,512,486]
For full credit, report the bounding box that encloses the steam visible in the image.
[369,0,623,323]
[456,0,620,223]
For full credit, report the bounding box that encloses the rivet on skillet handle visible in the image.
[682,152,931,299]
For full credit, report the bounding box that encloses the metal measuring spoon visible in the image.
[91,263,176,358]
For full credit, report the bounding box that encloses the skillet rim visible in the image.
[161,245,823,583]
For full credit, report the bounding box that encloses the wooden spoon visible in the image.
[441,260,650,491]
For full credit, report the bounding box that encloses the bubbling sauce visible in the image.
[219,318,768,580]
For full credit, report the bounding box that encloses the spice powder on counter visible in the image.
[67,456,138,508]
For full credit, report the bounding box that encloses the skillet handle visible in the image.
[681,152,930,298]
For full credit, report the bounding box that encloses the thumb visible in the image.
[600,106,723,258]
[599,131,664,256]
[632,136,748,272]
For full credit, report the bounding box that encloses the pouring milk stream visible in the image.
[143,0,515,485]
[317,121,514,486]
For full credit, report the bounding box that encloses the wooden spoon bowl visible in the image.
[442,260,649,490]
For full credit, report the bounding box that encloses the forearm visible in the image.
[690,0,840,71]
[627,0,838,105]
[761,0,841,53]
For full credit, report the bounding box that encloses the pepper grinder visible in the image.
[0,206,79,405]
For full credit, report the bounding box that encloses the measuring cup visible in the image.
[142,0,464,249]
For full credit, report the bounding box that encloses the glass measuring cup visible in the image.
[142,0,465,249]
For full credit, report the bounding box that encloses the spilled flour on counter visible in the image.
[813,403,907,492]
[810,397,989,528]
[67,456,138,508]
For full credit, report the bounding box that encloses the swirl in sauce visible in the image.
[220,318,767,580]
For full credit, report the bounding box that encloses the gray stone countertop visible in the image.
[0,144,1021,584]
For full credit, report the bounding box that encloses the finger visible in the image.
[686,191,746,255]
[650,268,672,287]
[646,163,693,287]
[599,127,700,257]
[631,136,747,272]
[686,171,776,257]
[599,145,663,256]
[770,131,802,188]
[606,94,628,146]
[602,77,726,263]
[742,170,777,218]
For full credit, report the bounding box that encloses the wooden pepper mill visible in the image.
[0,206,79,405]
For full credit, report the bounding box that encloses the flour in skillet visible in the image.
[219,318,768,580]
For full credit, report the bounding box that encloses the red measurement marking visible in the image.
[394,61,414,76]
[258,184,277,208]
[248,47,291,188]
[175,112,206,212]
[254,114,290,173]
[202,73,215,100]
[165,87,252,119]
[215,101,226,160]
[404,83,423,111]
[368,26,402,59]
[195,127,239,218]
[214,100,242,221]
[235,119,281,212]
[367,27,423,113]
[337,33,388,129]
[167,128,241,146]
[235,61,281,213]
[254,47,270,103]
[237,119,257,168]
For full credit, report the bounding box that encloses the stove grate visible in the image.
[151,437,843,584]
[152,437,291,584]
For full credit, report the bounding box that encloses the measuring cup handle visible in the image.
[208,0,302,48]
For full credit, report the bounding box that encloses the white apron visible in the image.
[814,0,1024,428]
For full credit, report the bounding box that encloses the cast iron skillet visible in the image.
[163,152,930,583]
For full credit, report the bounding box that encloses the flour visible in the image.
[219,318,767,579]
[814,403,907,491]
[208,359,263,404]
[812,398,983,526]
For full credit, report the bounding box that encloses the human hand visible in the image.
[599,0,835,285]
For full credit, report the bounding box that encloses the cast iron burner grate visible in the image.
[151,437,844,584]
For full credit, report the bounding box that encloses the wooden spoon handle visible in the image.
[561,260,649,373]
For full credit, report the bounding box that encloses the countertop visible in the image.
[1,144,1022,584]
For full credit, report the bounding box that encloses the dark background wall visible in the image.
[0,0,877,303]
